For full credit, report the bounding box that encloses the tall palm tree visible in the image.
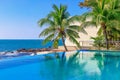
[106,0,120,42]
[79,0,120,49]
[38,4,86,51]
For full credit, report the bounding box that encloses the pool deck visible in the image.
[36,46,120,54]
[36,46,79,55]
[36,46,120,57]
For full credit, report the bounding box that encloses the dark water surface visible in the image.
[0,39,63,51]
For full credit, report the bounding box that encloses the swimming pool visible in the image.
[0,50,120,80]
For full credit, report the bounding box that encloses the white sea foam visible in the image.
[0,51,34,59]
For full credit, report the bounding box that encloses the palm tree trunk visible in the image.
[62,36,68,51]
[101,22,109,50]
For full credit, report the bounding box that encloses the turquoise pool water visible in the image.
[0,50,120,80]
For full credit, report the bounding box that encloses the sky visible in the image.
[0,0,88,39]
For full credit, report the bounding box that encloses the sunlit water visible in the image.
[0,50,120,80]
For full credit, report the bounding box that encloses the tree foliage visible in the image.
[79,0,120,49]
[38,4,86,51]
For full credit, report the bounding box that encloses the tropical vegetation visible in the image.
[91,36,104,50]
[38,4,86,51]
[79,0,120,49]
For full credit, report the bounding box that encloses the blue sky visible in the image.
[0,0,88,39]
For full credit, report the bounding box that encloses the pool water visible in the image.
[0,50,120,80]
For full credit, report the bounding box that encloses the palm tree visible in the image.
[105,0,120,43]
[79,0,120,49]
[91,35,104,50]
[38,4,86,51]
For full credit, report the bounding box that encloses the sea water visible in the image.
[0,39,63,52]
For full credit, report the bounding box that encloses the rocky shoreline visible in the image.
[17,48,52,53]
[0,48,66,59]
[0,48,52,59]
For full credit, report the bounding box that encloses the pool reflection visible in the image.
[39,51,120,80]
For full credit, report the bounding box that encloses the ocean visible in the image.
[0,39,63,52]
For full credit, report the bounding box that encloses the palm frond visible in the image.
[39,27,55,37]
[80,12,93,22]
[38,18,55,27]
[42,34,55,44]
[79,27,88,34]
[80,21,97,28]
[68,34,80,48]
[60,4,67,15]
[64,12,70,19]
[68,25,80,31]
[53,4,59,12]
[68,15,81,23]
[66,29,80,38]
[101,0,106,10]
[47,11,56,19]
